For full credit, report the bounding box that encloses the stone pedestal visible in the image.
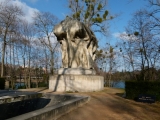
[58,68,96,75]
[49,75,104,92]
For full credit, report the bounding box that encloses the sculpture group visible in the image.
[49,17,104,92]
[54,17,97,69]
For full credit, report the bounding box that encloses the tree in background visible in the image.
[68,0,113,35]
[119,9,160,81]
[118,33,138,80]
[147,0,160,28]
[0,1,62,89]
[0,0,23,77]
[18,21,36,88]
[95,43,120,86]
[33,12,59,75]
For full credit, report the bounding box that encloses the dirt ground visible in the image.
[57,87,160,120]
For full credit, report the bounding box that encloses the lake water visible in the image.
[15,81,125,89]
[15,83,25,89]
[111,81,125,89]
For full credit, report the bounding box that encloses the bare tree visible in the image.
[0,0,23,77]
[119,9,160,81]
[33,11,59,75]
[95,43,120,86]
[118,33,138,80]
[18,21,36,88]
[147,0,160,27]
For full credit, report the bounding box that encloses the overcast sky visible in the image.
[0,0,149,46]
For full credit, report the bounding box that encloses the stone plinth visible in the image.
[58,68,96,75]
[49,75,104,92]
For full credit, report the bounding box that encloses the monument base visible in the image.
[49,75,104,92]
[58,68,96,75]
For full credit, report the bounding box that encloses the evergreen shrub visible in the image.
[0,78,5,89]
[125,81,160,101]
[38,82,48,87]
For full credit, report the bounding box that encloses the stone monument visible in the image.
[49,17,104,92]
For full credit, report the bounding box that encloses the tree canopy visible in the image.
[68,0,113,35]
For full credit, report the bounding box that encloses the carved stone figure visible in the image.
[54,17,97,69]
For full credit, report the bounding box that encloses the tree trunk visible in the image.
[28,50,31,88]
[1,32,7,77]
[50,51,54,75]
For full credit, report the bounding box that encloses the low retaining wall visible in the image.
[7,94,89,120]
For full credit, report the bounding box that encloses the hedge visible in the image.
[125,81,160,101]
[38,82,48,87]
[0,78,5,89]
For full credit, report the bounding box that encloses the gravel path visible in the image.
[58,88,160,120]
